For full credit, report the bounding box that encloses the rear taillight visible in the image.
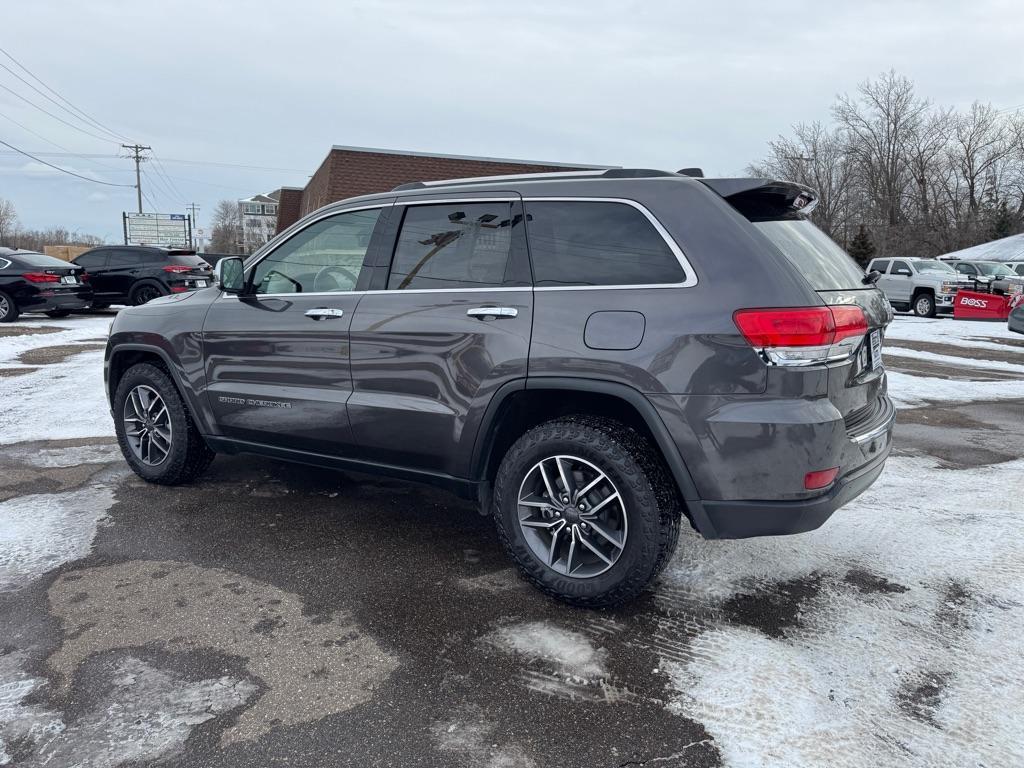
[80,271,90,282]
[734,305,868,367]
[24,272,60,283]
[163,265,192,274]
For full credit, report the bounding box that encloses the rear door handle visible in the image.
[466,306,518,319]
[305,307,345,320]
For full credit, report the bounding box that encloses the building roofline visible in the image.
[327,144,617,170]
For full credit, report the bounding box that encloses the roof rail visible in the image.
[392,168,681,192]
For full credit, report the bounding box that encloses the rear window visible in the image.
[9,252,74,269]
[526,201,685,287]
[754,220,866,291]
[169,253,211,268]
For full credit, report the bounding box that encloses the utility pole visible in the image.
[121,144,152,213]
[185,203,200,247]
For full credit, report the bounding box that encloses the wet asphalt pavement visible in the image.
[1,314,1022,767]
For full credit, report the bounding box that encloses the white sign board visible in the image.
[125,213,189,247]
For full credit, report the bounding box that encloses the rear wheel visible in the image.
[45,309,73,318]
[913,292,936,318]
[113,363,215,484]
[130,283,164,306]
[0,291,18,323]
[493,416,681,607]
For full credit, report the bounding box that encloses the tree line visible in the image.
[748,71,1024,264]
[0,198,103,251]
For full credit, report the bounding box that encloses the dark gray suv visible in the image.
[105,169,895,606]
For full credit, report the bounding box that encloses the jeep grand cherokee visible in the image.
[104,169,895,606]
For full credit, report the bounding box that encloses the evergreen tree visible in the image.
[987,199,1016,241]
[848,225,876,267]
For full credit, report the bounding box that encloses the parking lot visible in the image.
[1,313,1022,767]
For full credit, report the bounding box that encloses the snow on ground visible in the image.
[0,485,115,592]
[885,315,1021,349]
[0,316,113,444]
[483,621,609,681]
[660,455,1024,768]
[0,651,255,766]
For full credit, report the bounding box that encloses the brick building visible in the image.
[274,145,613,232]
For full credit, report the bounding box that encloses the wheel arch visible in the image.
[106,343,213,434]
[471,377,713,535]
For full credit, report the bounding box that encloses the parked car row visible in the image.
[868,256,1024,318]
[0,245,212,322]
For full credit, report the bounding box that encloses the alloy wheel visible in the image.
[517,454,627,578]
[915,296,932,316]
[123,385,173,465]
[0,295,9,319]
[133,286,161,305]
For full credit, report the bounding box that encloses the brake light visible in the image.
[734,305,868,366]
[24,272,60,283]
[80,271,90,282]
[804,467,839,490]
[163,265,192,274]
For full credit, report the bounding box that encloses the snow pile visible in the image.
[661,455,1024,768]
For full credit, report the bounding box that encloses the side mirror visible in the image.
[213,257,245,294]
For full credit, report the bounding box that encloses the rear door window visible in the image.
[388,202,515,290]
[753,219,867,291]
[108,251,147,267]
[525,200,685,287]
[870,259,890,274]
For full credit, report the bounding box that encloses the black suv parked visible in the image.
[105,169,894,606]
[73,245,212,307]
[0,248,91,321]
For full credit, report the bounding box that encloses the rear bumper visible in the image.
[19,289,93,312]
[695,439,890,538]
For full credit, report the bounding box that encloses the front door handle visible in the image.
[305,307,345,320]
[466,306,518,320]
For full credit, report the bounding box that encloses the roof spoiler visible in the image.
[700,178,819,219]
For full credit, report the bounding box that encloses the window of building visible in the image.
[242,202,262,215]
[250,208,381,294]
[387,202,515,290]
[264,204,277,216]
[525,201,685,287]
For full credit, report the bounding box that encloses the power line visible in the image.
[0,137,134,187]
[0,60,126,143]
[0,81,120,144]
[151,151,188,201]
[0,110,123,171]
[0,44,135,142]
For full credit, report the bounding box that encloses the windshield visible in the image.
[975,262,1015,276]
[912,260,955,273]
[753,219,867,291]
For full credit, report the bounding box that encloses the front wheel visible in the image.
[493,416,681,607]
[913,293,936,318]
[113,363,215,484]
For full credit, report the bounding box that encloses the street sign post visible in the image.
[123,212,190,248]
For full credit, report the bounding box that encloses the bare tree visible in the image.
[209,199,242,254]
[0,198,17,246]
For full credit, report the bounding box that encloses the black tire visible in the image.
[493,416,682,608]
[0,291,18,323]
[45,309,73,318]
[113,362,215,484]
[912,292,936,318]
[130,283,165,306]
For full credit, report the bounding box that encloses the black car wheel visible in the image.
[493,416,681,607]
[45,309,73,318]
[913,293,936,318]
[113,363,215,484]
[130,283,164,306]
[0,291,18,323]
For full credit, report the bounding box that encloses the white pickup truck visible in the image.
[866,258,970,317]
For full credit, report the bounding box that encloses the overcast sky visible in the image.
[2,0,1022,240]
